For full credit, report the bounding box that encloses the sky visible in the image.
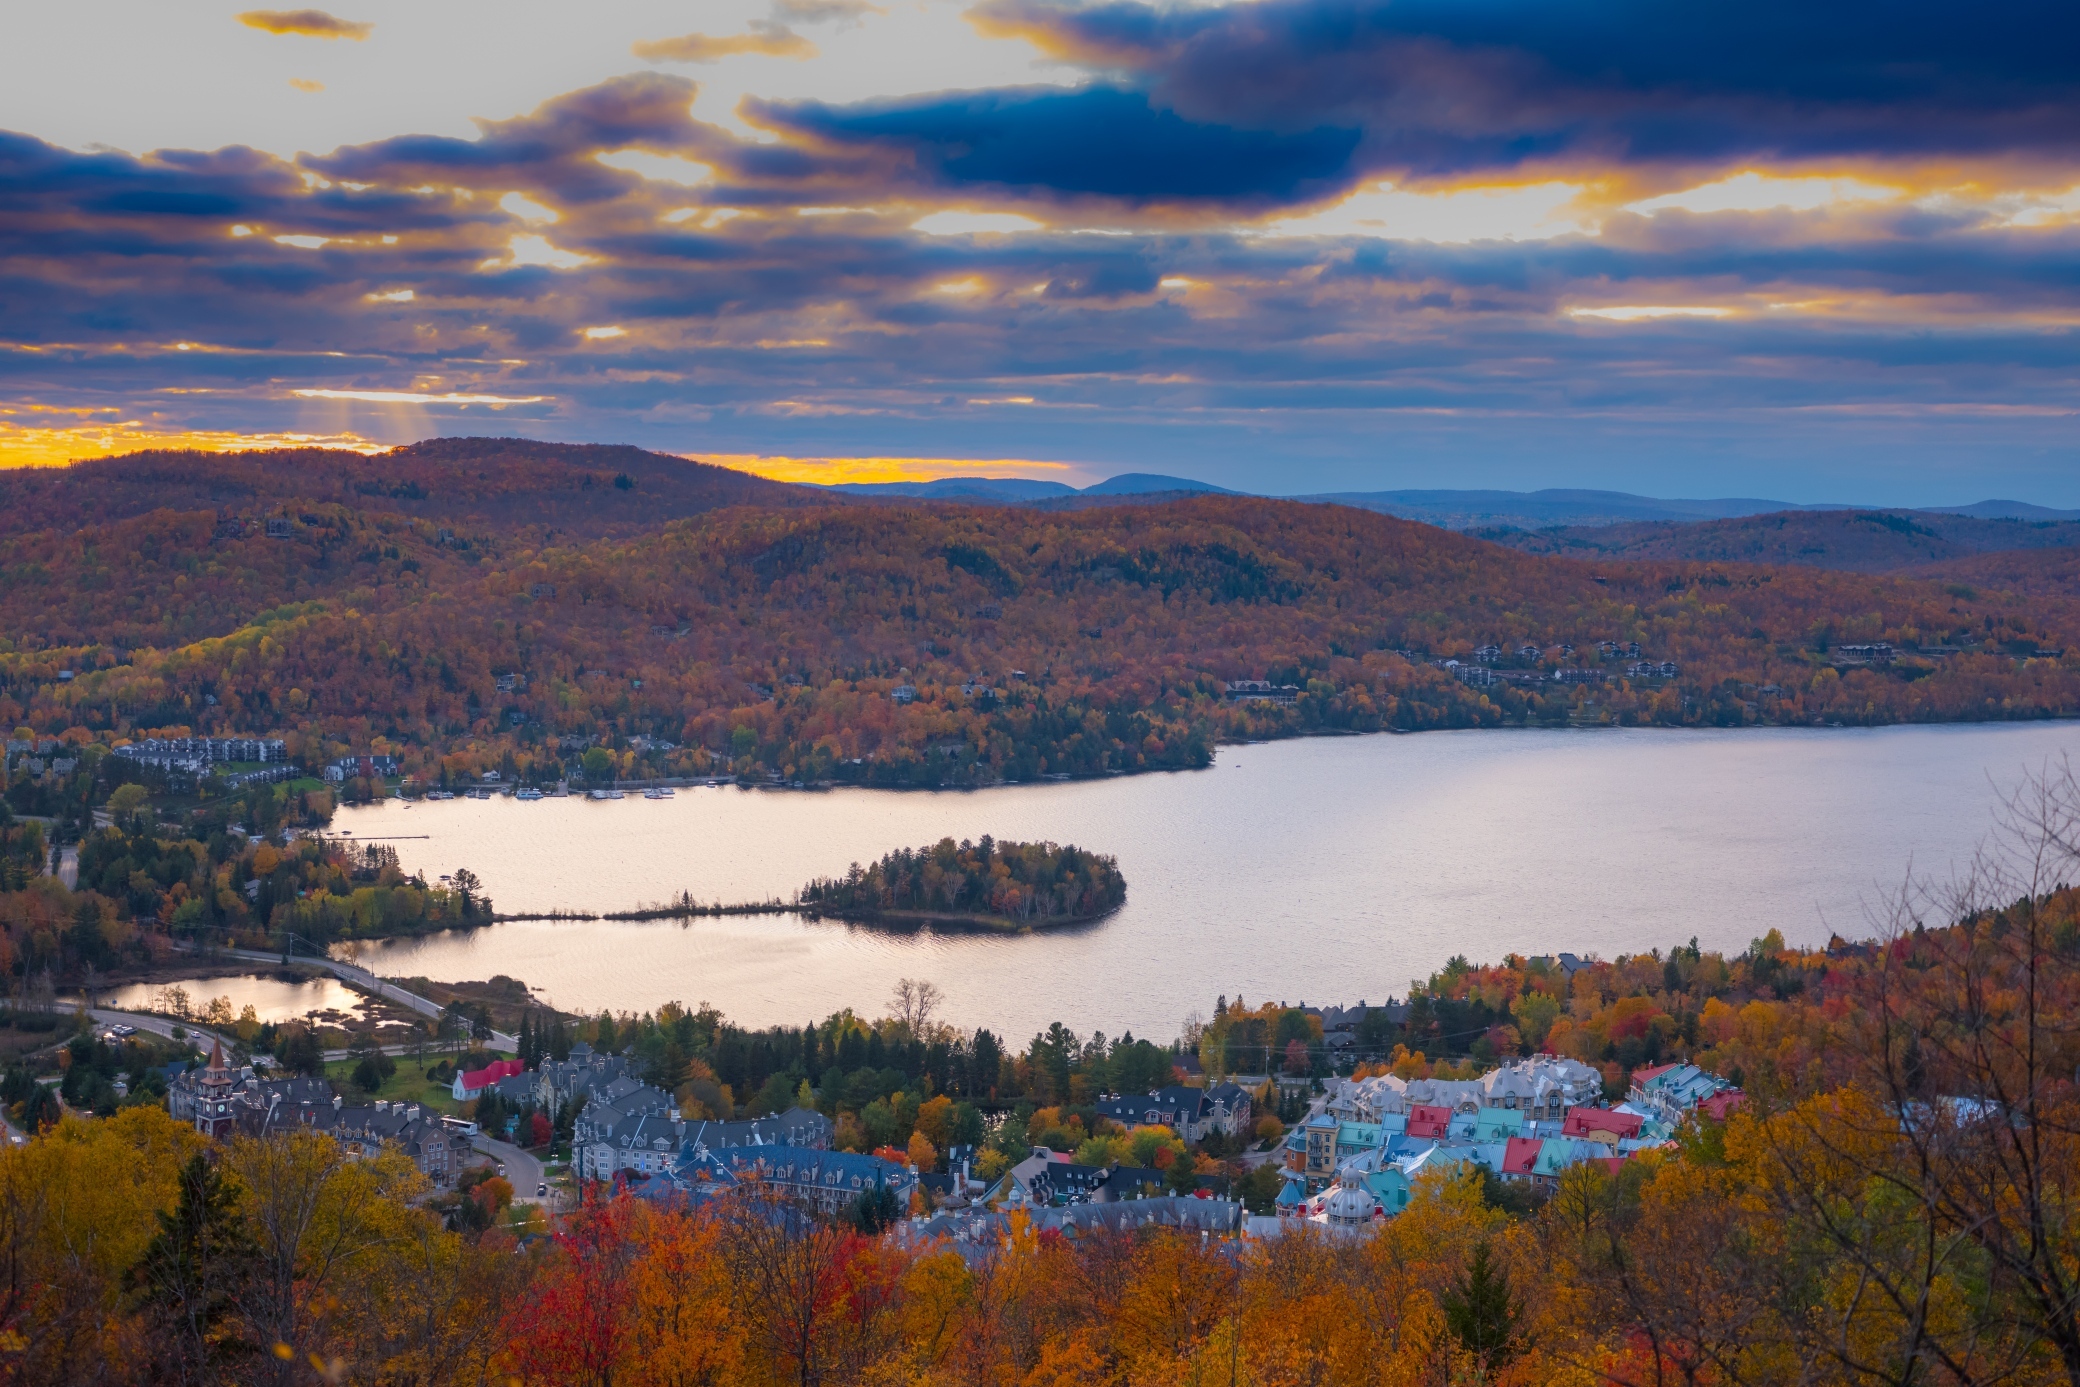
[2,1,2078,502]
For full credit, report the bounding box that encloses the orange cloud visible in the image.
[701,453,1086,486]
[237,9,373,40]
[633,24,816,63]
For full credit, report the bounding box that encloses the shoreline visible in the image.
[492,900,1119,935]
[367,709,2080,805]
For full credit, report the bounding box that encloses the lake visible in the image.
[91,973,368,1026]
[339,722,2080,1041]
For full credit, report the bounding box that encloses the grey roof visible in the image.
[909,1196,1244,1257]
[683,1107,833,1152]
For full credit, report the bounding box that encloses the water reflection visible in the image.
[343,722,2080,1039]
[92,973,368,1026]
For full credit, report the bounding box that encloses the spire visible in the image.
[207,1035,227,1072]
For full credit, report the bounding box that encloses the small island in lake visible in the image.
[798,836,1125,931]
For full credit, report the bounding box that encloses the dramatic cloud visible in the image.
[236,9,373,40]
[5,2,2080,498]
[752,87,1360,205]
[633,24,817,64]
[973,0,2080,186]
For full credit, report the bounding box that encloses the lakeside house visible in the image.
[323,753,400,783]
[1224,680,1301,705]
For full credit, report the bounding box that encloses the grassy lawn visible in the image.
[321,1057,469,1116]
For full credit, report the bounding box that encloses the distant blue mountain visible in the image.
[1925,499,2080,521]
[822,477,1077,500]
[814,472,1233,502]
[1079,473,1237,496]
[810,474,2079,528]
[1299,487,1853,529]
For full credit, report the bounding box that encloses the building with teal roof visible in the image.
[1473,1107,1526,1142]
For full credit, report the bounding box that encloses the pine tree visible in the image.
[1442,1240,1525,1366]
[130,1151,259,1381]
[550,1015,572,1063]
[517,1012,535,1069]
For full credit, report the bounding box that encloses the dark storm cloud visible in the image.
[749,86,1361,204]
[975,0,2080,183]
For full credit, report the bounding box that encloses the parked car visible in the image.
[536,1183,548,1198]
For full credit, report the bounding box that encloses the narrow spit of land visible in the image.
[495,836,1126,934]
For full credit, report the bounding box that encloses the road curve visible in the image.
[473,1134,549,1205]
[174,944,517,1048]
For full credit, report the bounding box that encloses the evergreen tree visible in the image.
[595,1010,617,1055]
[130,1151,259,1382]
[1442,1240,1525,1367]
[844,1181,902,1233]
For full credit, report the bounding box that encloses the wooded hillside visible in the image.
[1483,507,2080,573]
[3,440,2078,790]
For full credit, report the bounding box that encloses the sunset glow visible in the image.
[0,0,2074,499]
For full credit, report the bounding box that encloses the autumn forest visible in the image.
[1,438,2077,792]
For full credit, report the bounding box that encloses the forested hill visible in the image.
[0,438,818,542]
[799,838,1126,927]
[3,440,2079,791]
[1481,508,2080,574]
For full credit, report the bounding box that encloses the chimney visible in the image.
[332,1095,343,1111]
[376,1100,389,1113]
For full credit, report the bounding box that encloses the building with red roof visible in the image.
[1406,1103,1453,1140]
[1698,1090,1746,1122]
[1502,1136,1542,1180]
[452,1056,526,1100]
[1561,1106,1645,1145]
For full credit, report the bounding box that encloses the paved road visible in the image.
[177,944,517,1048]
[88,1007,234,1054]
[474,1134,549,1204]
[57,847,77,889]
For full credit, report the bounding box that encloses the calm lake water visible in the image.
[339,723,2080,1041]
[92,974,367,1025]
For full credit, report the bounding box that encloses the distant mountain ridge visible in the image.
[818,473,1232,501]
[815,476,2080,529]
[1300,488,1859,529]
[1480,508,2080,580]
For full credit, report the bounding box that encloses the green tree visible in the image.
[275,1025,324,1077]
[130,1149,260,1380]
[107,782,151,836]
[1442,1240,1525,1367]
[581,747,614,783]
[1510,990,1562,1051]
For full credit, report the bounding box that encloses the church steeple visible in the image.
[194,1035,237,1137]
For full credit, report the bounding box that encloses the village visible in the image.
[115,994,1743,1249]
